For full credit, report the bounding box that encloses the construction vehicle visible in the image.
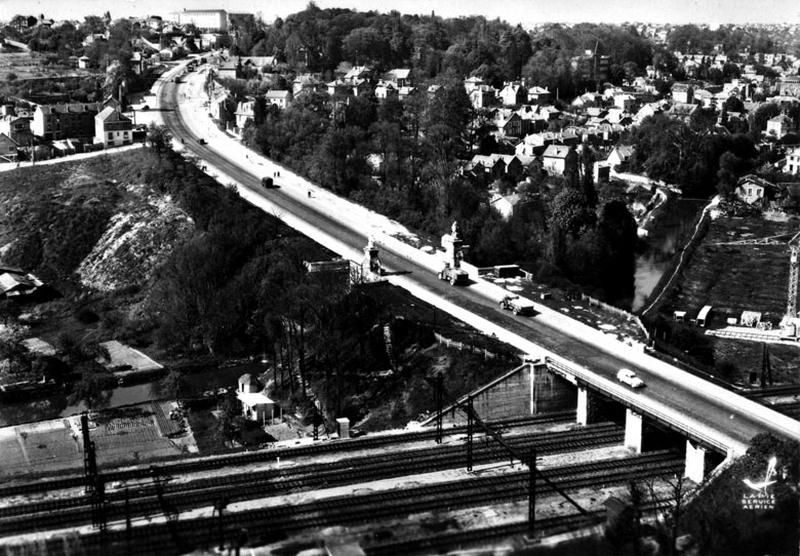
[438,262,469,286]
[499,294,536,316]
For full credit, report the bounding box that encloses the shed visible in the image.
[673,310,686,322]
[696,305,712,327]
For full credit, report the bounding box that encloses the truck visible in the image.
[438,262,469,286]
[499,294,536,316]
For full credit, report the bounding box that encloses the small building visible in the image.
[606,145,635,170]
[0,271,44,300]
[735,174,778,206]
[265,90,292,109]
[498,82,526,106]
[527,86,551,105]
[784,147,800,175]
[236,373,276,425]
[94,106,133,147]
[78,55,91,69]
[542,144,577,177]
[766,114,795,139]
[0,133,20,163]
[234,99,255,130]
[671,82,694,104]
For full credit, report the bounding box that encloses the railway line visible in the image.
[0,411,574,499]
[0,422,624,533]
[11,450,682,556]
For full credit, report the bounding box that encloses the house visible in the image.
[234,99,255,130]
[374,81,398,101]
[384,68,411,87]
[606,145,635,170]
[494,112,524,137]
[735,174,778,206]
[236,373,276,425]
[499,82,526,106]
[784,146,800,175]
[766,114,795,139]
[265,90,291,109]
[94,106,133,147]
[613,93,636,112]
[666,102,698,123]
[129,52,144,74]
[78,55,91,69]
[0,133,20,162]
[0,115,33,145]
[527,86,551,105]
[292,74,322,96]
[671,82,694,104]
[0,271,44,300]
[469,86,497,109]
[463,76,485,93]
[542,144,577,176]
[490,192,521,220]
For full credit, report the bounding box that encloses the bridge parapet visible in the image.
[544,355,745,457]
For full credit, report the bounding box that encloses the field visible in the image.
[0,50,98,82]
[656,216,800,326]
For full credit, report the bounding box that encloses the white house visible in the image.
[784,147,800,175]
[735,174,777,205]
[265,90,292,109]
[236,373,276,425]
[94,106,132,147]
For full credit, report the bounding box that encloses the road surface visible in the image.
[156,70,798,453]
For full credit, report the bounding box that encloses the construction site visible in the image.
[649,215,800,394]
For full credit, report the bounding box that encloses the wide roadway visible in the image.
[157,78,781,451]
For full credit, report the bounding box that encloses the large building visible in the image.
[31,102,103,141]
[173,9,228,32]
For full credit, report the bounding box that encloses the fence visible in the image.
[433,332,499,360]
[580,293,650,340]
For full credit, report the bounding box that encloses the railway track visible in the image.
[0,422,622,533]
[15,450,682,556]
[0,411,574,499]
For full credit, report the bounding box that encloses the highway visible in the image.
[156,68,798,454]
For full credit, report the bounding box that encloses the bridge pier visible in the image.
[624,409,643,453]
[576,386,589,425]
[684,440,707,483]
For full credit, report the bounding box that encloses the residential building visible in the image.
[0,115,33,145]
[374,81,398,101]
[785,147,800,175]
[383,68,411,87]
[265,90,292,109]
[234,99,255,130]
[0,270,44,300]
[236,373,276,425]
[606,145,635,169]
[0,133,20,162]
[469,86,497,109]
[32,102,102,141]
[527,86,551,105]
[499,82,526,106]
[735,174,778,206]
[766,114,795,139]
[94,106,132,147]
[671,82,694,104]
[542,144,577,176]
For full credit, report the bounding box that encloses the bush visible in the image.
[75,307,99,324]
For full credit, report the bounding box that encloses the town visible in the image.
[0,4,799,556]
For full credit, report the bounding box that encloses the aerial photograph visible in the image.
[0,0,798,554]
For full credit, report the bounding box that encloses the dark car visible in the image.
[198,138,207,145]
[261,177,275,188]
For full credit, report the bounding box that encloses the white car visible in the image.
[616,368,645,388]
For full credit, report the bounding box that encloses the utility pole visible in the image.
[466,395,474,472]
[527,447,537,541]
[435,374,444,444]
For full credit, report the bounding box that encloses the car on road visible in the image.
[198,138,207,145]
[261,177,275,188]
[616,368,645,388]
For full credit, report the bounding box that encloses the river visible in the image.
[631,197,707,312]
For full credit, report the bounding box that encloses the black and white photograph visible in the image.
[0,1,798,554]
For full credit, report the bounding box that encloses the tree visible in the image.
[160,369,186,400]
[716,151,745,198]
[147,123,172,154]
[580,145,598,208]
